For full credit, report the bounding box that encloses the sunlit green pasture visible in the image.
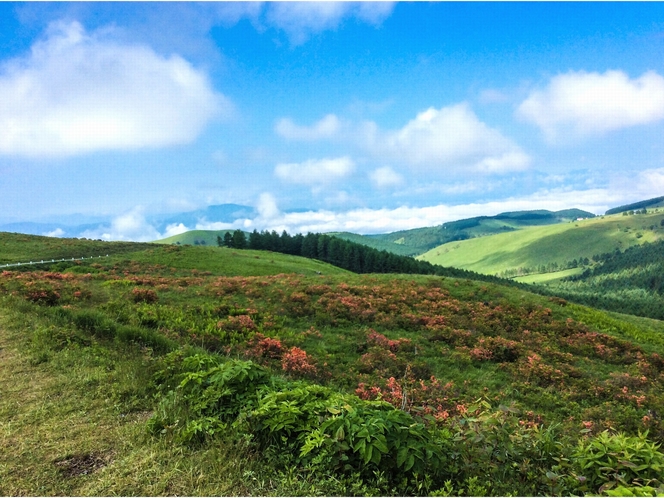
[418,212,664,276]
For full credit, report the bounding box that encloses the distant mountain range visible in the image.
[0,204,258,239]
[4,196,664,248]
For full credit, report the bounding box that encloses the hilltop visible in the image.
[1,232,664,496]
[605,195,664,215]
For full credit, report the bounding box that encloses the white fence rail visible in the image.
[0,255,110,269]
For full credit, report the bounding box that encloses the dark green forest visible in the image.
[535,240,664,320]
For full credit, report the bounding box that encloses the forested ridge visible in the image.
[535,240,664,320]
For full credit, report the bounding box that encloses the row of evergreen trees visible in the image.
[218,229,509,284]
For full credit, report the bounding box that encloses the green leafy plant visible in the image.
[573,430,664,493]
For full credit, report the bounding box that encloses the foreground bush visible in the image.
[148,350,664,496]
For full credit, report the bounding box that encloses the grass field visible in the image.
[155,229,233,247]
[514,268,584,284]
[3,232,664,495]
[418,211,664,276]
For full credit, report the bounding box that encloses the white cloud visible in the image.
[236,189,611,236]
[517,70,664,142]
[44,228,65,238]
[275,156,355,186]
[275,114,341,141]
[80,206,160,242]
[163,223,189,239]
[0,20,229,157]
[265,2,395,45]
[257,192,281,220]
[369,166,403,188]
[194,221,235,231]
[361,103,530,174]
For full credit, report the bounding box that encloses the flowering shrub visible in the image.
[366,329,412,352]
[247,333,284,360]
[131,287,158,304]
[282,346,317,376]
[218,314,257,334]
[25,288,61,305]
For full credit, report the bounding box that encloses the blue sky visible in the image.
[2,2,664,241]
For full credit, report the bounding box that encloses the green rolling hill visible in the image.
[605,195,664,215]
[332,209,595,256]
[418,210,664,279]
[155,229,234,247]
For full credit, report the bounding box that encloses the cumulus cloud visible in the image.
[275,114,341,141]
[275,156,355,186]
[257,192,281,220]
[265,2,395,45]
[369,166,403,188]
[79,207,160,242]
[162,223,189,239]
[361,103,530,174]
[0,20,229,157]
[517,70,664,142]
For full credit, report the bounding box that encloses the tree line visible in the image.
[217,229,511,284]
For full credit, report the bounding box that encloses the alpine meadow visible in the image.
[3,2,664,497]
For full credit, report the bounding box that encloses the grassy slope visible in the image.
[3,233,664,495]
[125,245,349,277]
[418,211,664,276]
[0,231,149,265]
[155,229,233,247]
[333,209,596,257]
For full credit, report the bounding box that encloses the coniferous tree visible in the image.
[232,229,247,249]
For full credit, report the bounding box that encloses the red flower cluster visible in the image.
[282,346,317,376]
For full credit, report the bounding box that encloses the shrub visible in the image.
[282,346,317,376]
[131,287,158,303]
[24,288,60,305]
[572,430,664,493]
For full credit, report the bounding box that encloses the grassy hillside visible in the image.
[155,229,234,247]
[333,209,596,257]
[2,233,664,495]
[605,195,664,215]
[418,210,664,279]
[0,231,150,265]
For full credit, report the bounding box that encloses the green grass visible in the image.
[154,229,233,247]
[118,245,350,277]
[0,231,150,266]
[3,232,664,495]
[418,212,664,276]
[514,268,584,284]
[0,303,307,496]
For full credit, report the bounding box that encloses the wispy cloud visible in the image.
[0,20,228,157]
[369,166,403,188]
[517,70,664,142]
[265,2,395,45]
[274,156,355,186]
[275,114,341,141]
